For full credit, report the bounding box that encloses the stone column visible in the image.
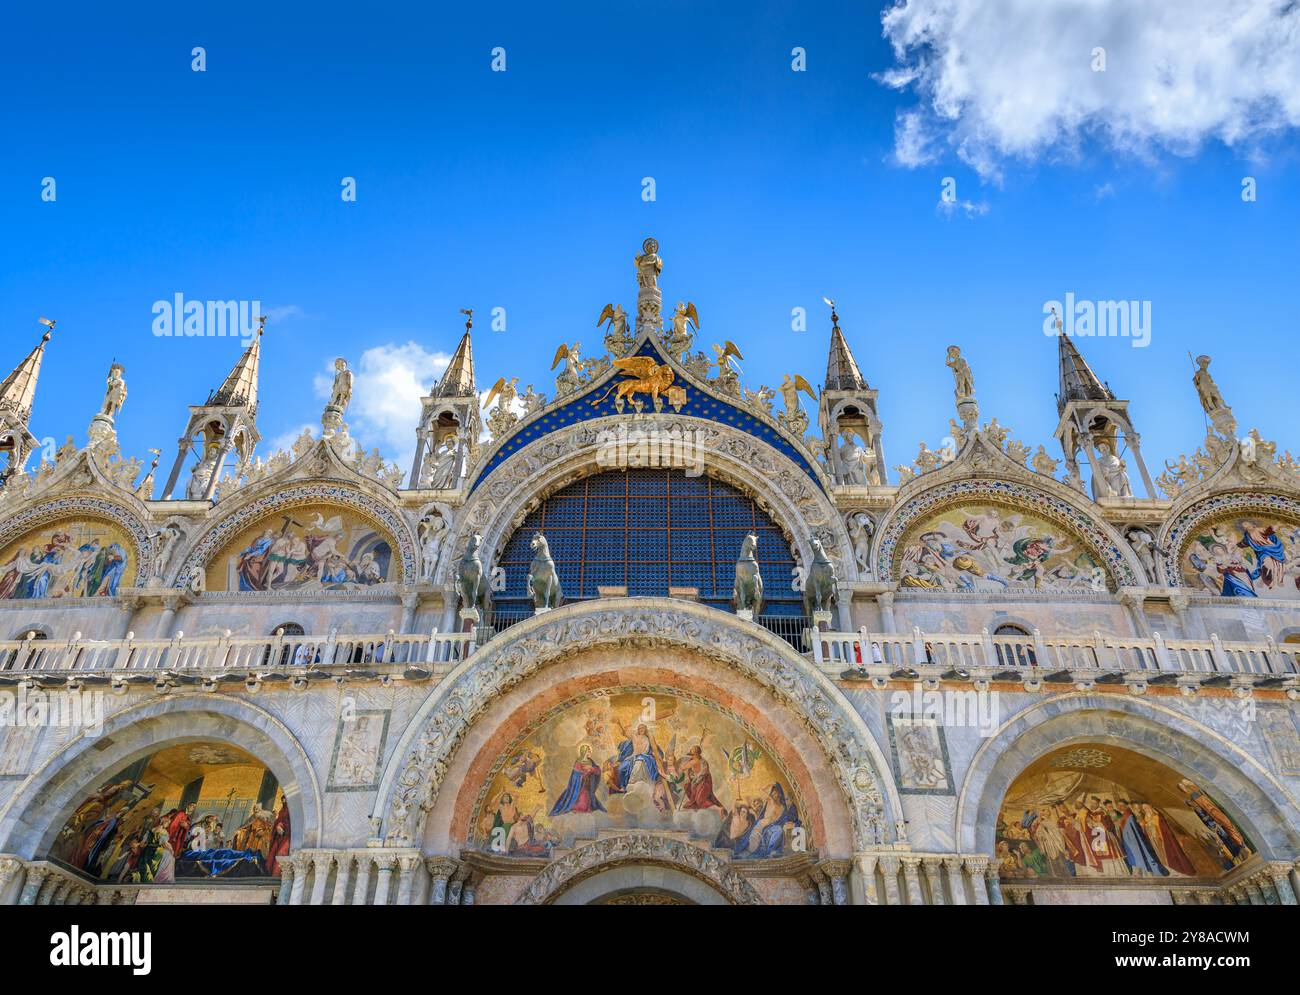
[850,852,879,906]
[372,854,397,906]
[332,854,353,906]
[352,855,373,905]
[877,591,897,634]
[0,857,23,905]
[288,854,310,905]
[808,866,832,905]
[818,860,851,906]
[942,857,967,905]
[447,866,468,906]
[1289,861,1300,906]
[920,858,946,905]
[308,854,333,905]
[396,854,422,905]
[426,857,458,905]
[275,861,294,906]
[461,870,481,906]
[900,856,924,905]
[877,856,902,906]
[35,873,59,905]
[984,864,1004,906]
[1119,589,1150,637]
[399,590,420,636]
[963,856,990,905]
[115,595,141,639]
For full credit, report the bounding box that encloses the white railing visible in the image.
[0,628,476,676]
[810,627,1300,680]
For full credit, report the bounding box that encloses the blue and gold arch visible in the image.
[468,337,825,494]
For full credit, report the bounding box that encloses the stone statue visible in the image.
[802,535,838,617]
[187,442,222,501]
[1125,526,1158,581]
[597,304,632,358]
[423,436,460,490]
[149,521,184,585]
[1193,355,1236,437]
[527,532,563,612]
[732,533,764,618]
[520,384,547,417]
[946,345,974,398]
[328,358,353,412]
[484,376,521,438]
[778,374,816,419]
[102,362,127,418]
[915,441,942,474]
[838,431,869,485]
[711,341,743,396]
[1094,441,1132,498]
[667,301,699,356]
[551,343,586,396]
[458,533,490,621]
[848,512,873,574]
[419,511,447,582]
[1031,445,1059,476]
[634,238,662,291]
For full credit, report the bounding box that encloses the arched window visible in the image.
[992,623,1037,668]
[495,468,800,624]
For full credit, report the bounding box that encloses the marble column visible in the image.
[399,591,420,636]
[900,856,924,905]
[963,856,990,905]
[819,860,851,906]
[396,855,422,905]
[984,865,1004,906]
[0,857,23,905]
[942,857,967,905]
[877,591,897,634]
[288,854,310,905]
[877,856,902,906]
[332,855,353,906]
[308,854,333,905]
[352,855,373,905]
[920,858,946,905]
[426,857,458,905]
[461,871,481,906]
[276,862,295,906]
[850,852,879,906]
[372,854,397,906]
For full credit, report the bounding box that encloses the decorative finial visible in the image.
[1050,305,1064,335]
[255,314,267,336]
[460,308,473,332]
[38,316,55,341]
[822,297,839,330]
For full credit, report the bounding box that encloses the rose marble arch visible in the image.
[373,598,902,856]
[955,694,1300,862]
[437,414,859,588]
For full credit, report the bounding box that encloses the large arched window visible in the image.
[496,469,799,619]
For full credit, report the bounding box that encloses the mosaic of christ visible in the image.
[996,745,1255,882]
[1181,513,1300,599]
[51,742,291,883]
[0,518,136,600]
[896,503,1108,593]
[472,692,806,861]
[207,504,396,592]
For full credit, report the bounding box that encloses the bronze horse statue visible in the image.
[802,535,838,616]
[527,532,564,611]
[732,532,764,616]
[458,532,490,617]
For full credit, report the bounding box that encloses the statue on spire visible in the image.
[322,357,354,441]
[946,345,978,429]
[1192,354,1237,438]
[597,304,632,358]
[634,237,664,337]
[87,361,128,448]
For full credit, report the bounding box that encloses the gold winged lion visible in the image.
[592,356,686,413]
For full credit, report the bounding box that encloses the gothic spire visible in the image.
[208,326,263,414]
[1055,319,1114,415]
[0,323,53,426]
[435,323,476,399]
[824,303,867,392]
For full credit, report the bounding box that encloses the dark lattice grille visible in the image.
[496,469,800,615]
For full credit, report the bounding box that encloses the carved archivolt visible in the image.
[438,415,856,583]
[516,833,763,906]
[0,494,154,585]
[374,600,897,852]
[1160,490,1300,591]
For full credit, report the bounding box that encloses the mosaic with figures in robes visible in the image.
[896,503,1107,593]
[206,504,396,592]
[51,742,290,883]
[0,518,136,600]
[1180,513,1300,599]
[996,745,1255,881]
[472,692,806,860]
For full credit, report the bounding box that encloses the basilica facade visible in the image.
[0,239,1298,907]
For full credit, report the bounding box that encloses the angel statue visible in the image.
[711,341,743,396]
[777,373,817,436]
[667,301,700,357]
[483,376,520,439]
[597,304,632,358]
[552,342,587,397]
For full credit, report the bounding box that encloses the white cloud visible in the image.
[937,196,990,219]
[267,422,316,454]
[310,341,451,470]
[877,0,1300,180]
[263,304,306,323]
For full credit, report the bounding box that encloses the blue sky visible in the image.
[2,1,1298,490]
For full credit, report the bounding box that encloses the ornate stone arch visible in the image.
[1159,489,1300,593]
[441,414,857,583]
[173,480,417,589]
[953,693,1300,860]
[0,694,323,859]
[372,598,900,853]
[516,833,763,905]
[0,492,155,587]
